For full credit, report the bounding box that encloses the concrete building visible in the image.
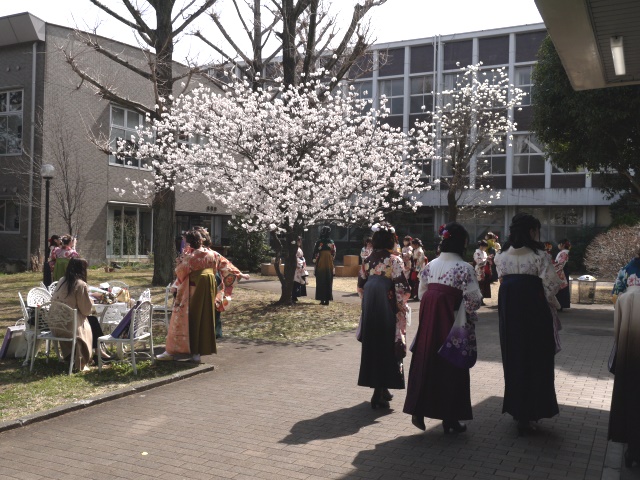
[0,12,231,268]
[349,23,613,246]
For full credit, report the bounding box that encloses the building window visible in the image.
[478,137,507,176]
[352,80,373,112]
[107,205,152,257]
[0,89,23,155]
[515,66,534,106]
[410,76,434,114]
[0,199,20,232]
[456,207,505,242]
[109,106,150,168]
[513,134,545,174]
[478,36,509,66]
[378,78,404,116]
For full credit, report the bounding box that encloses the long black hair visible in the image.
[63,258,88,295]
[502,213,544,254]
[439,222,469,257]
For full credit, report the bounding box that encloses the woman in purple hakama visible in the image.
[403,222,482,433]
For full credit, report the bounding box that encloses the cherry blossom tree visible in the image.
[125,74,424,303]
[413,63,525,222]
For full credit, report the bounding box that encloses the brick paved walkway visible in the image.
[0,281,637,480]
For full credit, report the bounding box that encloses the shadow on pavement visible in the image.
[338,396,610,479]
[280,402,394,444]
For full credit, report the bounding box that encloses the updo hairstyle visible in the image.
[185,229,203,249]
[439,222,469,257]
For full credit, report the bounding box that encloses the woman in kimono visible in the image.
[292,236,309,303]
[485,232,501,283]
[313,226,336,305]
[494,213,563,435]
[50,234,80,282]
[360,237,373,263]
[410,238,427,300]
[358,222,410,409]
[158,229,248,362]
[555,239,572,310]
[401,236,413,278]
[609,241,640,468]
[474,240,491,302]
[51,258,107,370]
[404,222,482,433]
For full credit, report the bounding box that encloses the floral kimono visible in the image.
[166,248,244,356]
[50,246,79,282]
[357,249,411,390]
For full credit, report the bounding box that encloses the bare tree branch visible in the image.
[173,0,218,37]
[89,0,154,45]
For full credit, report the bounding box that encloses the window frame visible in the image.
[0,89,24,156]
[512,133,546,175]
[409,74,434,114]
[378,77,404,116]
[0,198,21,234]
[109,105,151,169]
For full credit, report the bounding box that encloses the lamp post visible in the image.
[41,164,55,285]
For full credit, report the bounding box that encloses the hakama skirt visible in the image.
[315,250,334,302]
[499,274,559,421]
[358,275,405,390]
[403,283,472,420]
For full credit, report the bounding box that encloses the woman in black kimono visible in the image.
[313,226,336,305]
[494,213,563,435]
[357,223,411,409]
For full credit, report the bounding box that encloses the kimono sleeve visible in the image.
[462,264,482,324]
[391,255,411,341]
[417,263,430,300]
[216,253,245,296]
[539,253,563,303]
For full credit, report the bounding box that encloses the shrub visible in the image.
[228,218,272,272]
[584,224,640,280]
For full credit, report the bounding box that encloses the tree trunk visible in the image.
[447,187,458,222]
[152,186,176,285]
[151,6,177,286]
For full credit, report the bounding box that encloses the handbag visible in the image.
[438,305,477,369]
[608,340,617,374]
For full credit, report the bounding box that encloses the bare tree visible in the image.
[63,0,217,285]
[584,225,640,280]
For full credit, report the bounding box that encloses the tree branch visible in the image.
[174,0,219,37]
[89,0,154,45]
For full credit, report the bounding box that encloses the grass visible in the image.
[0,267,360,422]
[224,286,360,342]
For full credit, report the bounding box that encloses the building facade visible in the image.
[0,13,231,267]
[349,23,613,246]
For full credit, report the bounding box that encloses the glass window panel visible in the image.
[514,156,528,174]
[126,111,141,129]
[112,209,123,255]
[6,200,19,231]
[410,96,427,113]
[529,155,545,174]
[0,201,5,230]
[139,211,152,255]
[392,79,404,96]
[442,160,453,176]
[379,80,392,97]
[8,91,22,111]
[7,116,21,154]
[492,157,506,174]
[122,209,138,255]
[0,93,5,112]
[513,135,528,154]
[112,107,125,126]
[390,98,403,115]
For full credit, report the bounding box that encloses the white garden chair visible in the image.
[47,281,58,294]
[98,303,126,334]
[27,287,51,308]
[18,292,36,366]
[152,283,173,329]
[97,300,154,375]
[30,301,79,375]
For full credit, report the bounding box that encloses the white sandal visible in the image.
[156,352,174,361]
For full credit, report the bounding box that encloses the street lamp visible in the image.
[41,164,55,285]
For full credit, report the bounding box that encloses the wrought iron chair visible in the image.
[30,301,79,375]
[97,301,154,374]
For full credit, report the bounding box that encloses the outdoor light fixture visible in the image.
[610,36,626,76]
[41,163,55,286]
[41,163,55,179]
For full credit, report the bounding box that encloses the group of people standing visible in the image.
[356,213,572,437]
[44,234,80,287]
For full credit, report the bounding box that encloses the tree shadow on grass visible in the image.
[280,402,394,445]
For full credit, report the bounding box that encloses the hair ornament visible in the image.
[438,224,451,239]
[372,222,395,234]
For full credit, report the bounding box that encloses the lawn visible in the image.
[0,266,360,422]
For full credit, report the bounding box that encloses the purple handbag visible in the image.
[438,306,477,369]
